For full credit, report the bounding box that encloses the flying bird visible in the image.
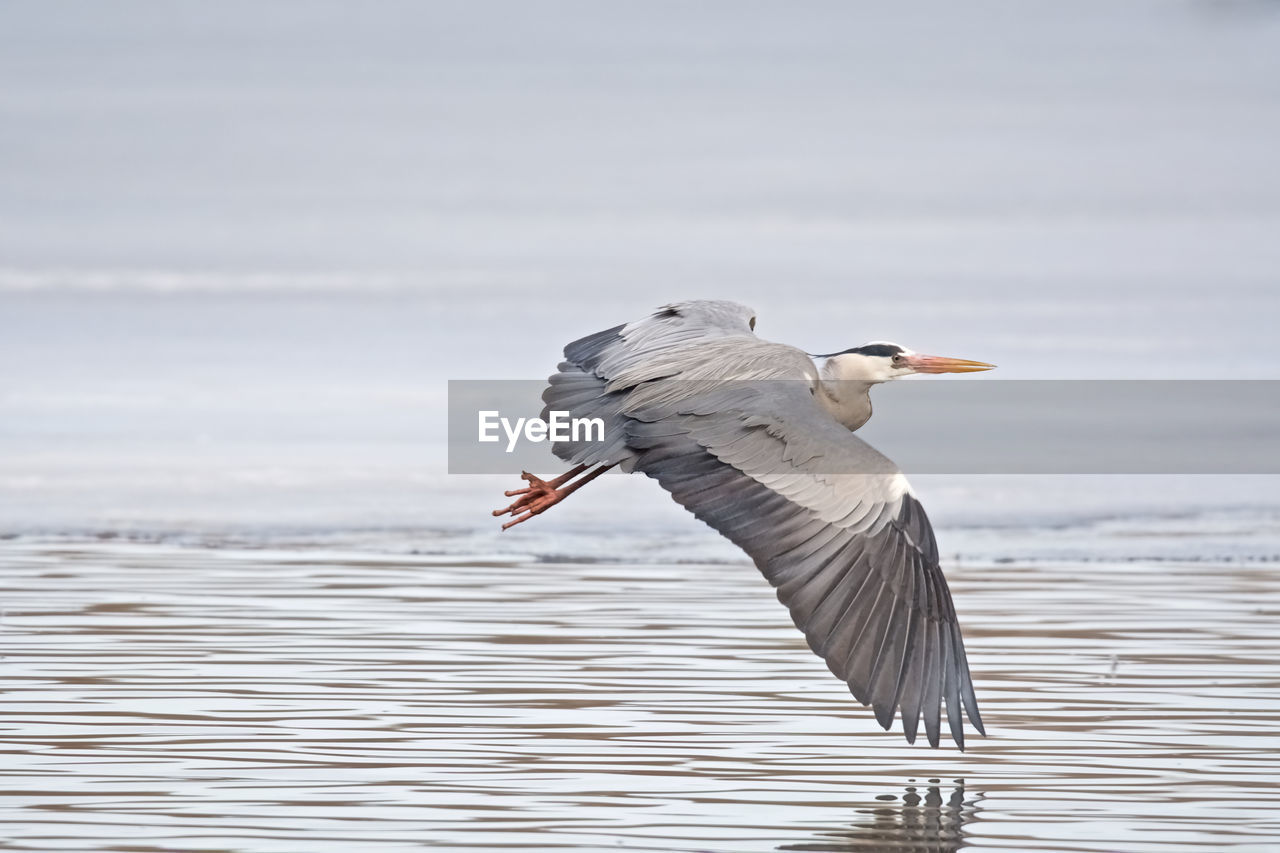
[494,300,994,748]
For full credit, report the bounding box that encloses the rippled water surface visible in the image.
[2,537,1278,852]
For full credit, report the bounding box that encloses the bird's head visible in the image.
[816,342,996,384]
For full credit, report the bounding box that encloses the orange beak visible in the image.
[904,354,997,374]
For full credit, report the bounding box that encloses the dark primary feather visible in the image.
[541,300,984,748]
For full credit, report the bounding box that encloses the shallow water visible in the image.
[2,537,1278,852]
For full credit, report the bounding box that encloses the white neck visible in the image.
[815,358,876,431]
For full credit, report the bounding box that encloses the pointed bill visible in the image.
[905,355,996,374]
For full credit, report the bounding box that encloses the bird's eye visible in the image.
[892,354,905,365]
[749,316,756,331]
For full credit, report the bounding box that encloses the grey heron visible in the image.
[493,300,994,749]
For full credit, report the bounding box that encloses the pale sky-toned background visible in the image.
[2,0,1279,539]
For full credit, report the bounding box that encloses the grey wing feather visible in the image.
[541,302,983,748]
[542,301,759,471]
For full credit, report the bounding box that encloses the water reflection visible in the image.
[1,540,1279,851]
[782,780,977,853]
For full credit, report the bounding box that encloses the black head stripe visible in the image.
[812,343,904,358]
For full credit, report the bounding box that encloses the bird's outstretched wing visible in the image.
[544,301,984,748]
[543,300,759,470]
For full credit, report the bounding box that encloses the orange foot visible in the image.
[493,464,610,530]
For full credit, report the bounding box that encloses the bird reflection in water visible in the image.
[780,779,978,852]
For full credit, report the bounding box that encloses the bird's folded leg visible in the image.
[500,464,586,501]
[493,464,612,530]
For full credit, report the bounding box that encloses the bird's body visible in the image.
[494,300,994,749]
